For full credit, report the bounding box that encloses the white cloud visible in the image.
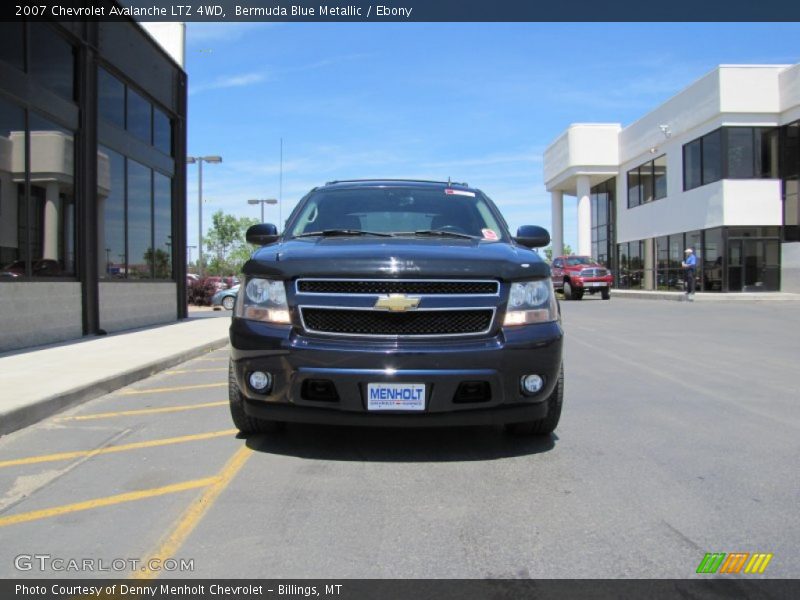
[186,23,276,44]
[189,72,267,95]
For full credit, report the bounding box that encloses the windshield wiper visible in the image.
[409,229,476,240]
[293,229,393,238]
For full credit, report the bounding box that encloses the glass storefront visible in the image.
[617,226,781,292]
[1,18,187,347]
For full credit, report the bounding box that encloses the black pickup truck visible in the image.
[228,180,564,435]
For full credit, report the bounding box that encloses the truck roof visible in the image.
[321,179,472,191]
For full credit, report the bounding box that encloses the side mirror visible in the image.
[515,225,550,249]
[246,223,279,245]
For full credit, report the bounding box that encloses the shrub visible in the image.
[189,277,220,306]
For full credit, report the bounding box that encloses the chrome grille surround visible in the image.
[295,278,500,296]
[294,278,501,338]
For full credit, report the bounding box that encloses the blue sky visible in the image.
[184,22,800,251]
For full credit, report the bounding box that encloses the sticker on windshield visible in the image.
[444,189,476,197]
[481,228,498,240]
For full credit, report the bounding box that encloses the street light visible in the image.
[247,198,278,223]
[186,155,222,277]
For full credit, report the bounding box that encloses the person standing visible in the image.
[682,248,697,300]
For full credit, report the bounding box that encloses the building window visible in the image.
[153,107,172,156]
[684,127,779,191]
[617,240,644,289]
[654,155,667,199]
[702,129,722,185]
[727,127,755,178]
[627,155,666,208]
[28,23,75,101]
[98,68,125,128]
[28,113,76,277]
[126,88,152,144]
[684,138,702,190]
[126,159,152,279]
[0,96,26,274]
[0,101,76,279]
[627,169,640,208]
[591,177,615,268]
[153,172,173,278]
[703,228,723,291]
[98,146,125,278]
[98,149,174,281]
[0,22,24,71]
[99,66,174,157]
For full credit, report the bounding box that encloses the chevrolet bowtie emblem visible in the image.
[374,294,420,312]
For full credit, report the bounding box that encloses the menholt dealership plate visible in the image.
[366,383,426,411]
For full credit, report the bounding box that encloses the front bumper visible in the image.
[229,318,563,427]
[572,277,613,289]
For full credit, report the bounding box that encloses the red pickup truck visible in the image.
[551,255,613,300]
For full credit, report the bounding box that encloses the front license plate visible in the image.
[367,383,426,411]
[585,281,605,287]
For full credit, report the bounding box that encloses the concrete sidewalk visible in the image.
[0,313,231,437]
[611,289,800,302]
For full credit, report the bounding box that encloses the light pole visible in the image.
[186,155,222,277]
[247,198,278,223]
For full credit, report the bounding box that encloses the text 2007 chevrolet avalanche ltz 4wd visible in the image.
[228,180,564,435]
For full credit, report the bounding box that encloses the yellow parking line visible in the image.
[0,429,238,469]
[59,401,228,421]
[163,368,228,375]
[133,445,253,579]
[0,477,217,528]
[119,382,227,395]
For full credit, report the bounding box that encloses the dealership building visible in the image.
[0,18,187,353]
[544,62,800,293]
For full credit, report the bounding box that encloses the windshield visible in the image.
[565,256,594,266]
[286,187,508,241]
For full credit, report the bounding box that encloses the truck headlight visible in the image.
[504,279,558,326]
[235,278,290,324]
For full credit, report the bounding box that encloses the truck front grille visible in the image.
[296,279,499,295]
[300,308,494,337]
[580,268,609,278]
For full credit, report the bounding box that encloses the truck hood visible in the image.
[244,237,549,281]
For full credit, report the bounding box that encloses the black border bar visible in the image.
[3,579,799,600]
[5,0,800,22]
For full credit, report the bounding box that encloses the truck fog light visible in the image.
[521,374,544,394]
[249,371,272,392]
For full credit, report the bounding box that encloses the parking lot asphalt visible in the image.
[0,297,798,579]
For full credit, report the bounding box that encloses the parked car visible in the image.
[205,275,240,291]
[0,259,64,278]
[228,179,564,436]
[212,285,239,311]
[551,255,613,300]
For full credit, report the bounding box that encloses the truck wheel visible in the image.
[228,361,283,434]
[505,365,564,436]
[564,280,583,300]
[601,287,611,300]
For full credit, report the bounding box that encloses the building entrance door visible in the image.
[728,239,780,291]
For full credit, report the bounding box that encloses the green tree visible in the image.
[143,247,172,279]
[204,210,260,275]
[544,244,573,262]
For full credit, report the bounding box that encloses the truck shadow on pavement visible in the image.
[244,425,557,462]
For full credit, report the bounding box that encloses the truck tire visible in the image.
[601,287,611,300]
[505,365,564,436]
[564,280,583,301]
[228,361,283,434]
